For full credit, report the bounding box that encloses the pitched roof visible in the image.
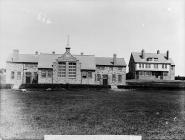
[38,53,60,68]
[7,54,39,63]
[131,52,175,65]
[75,55,96,70]
[95,57,126,66]
[7,52,127,69]
[38,53,96,70]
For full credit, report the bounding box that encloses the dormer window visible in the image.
[147,58,152,61]
[154,58,158,61]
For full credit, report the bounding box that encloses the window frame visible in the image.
[11,71,15,79]
[118,75,122,83]
[17,71,21,80]
[41,70,46,78]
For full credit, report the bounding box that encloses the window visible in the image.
[68,62,76,79]
[118,75,122,83]
[154,64,158,69]
[146,64,151,68]
[139,64,141,68]
[48,71,52,78]
[164,72,168,76]
[165,64,167,69]
[118,67,122,71]
[58,62,66,77]
[162,64,164,69]
[142,64,144,68]
[171,66,174,70]
[88,71,92,78]
[41,71,46,78]
[109,67,113,71]
[17,72,21,80]
[154,58,158,61]
[11,71,14,79]
[97,74,101,81]
[112,74,116,82]
[82,71,87,78]
[100,66,105,70]
[97,66,100,70]
[146,71,151,76]
[147,58,152,61]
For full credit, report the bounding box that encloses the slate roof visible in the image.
[131,52,175,65]
[7,52,127,69]
[95,57,126,66]
[38,53,96,70]
[7,54,39,63]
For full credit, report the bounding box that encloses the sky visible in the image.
[0,0,184,76]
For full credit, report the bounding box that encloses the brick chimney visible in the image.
[81,52,84,55]
[166,50,169,60]
[12,49,19,61]
[141,49,145,59]
[113,54,117,65]
[157,50,160,54]
[52,51,55,54]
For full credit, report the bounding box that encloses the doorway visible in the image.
[25,72,32,84]
[102,75,108,85]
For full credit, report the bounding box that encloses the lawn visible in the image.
[0,89,185,139]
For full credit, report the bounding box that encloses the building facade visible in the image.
[128,49,175,80]
[6,48,126,86]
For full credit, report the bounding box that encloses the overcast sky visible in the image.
[0,0,184,75]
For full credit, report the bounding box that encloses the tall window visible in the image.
[17,72,21,80]
[154,64,158,69]
[68,62,76,79]
[118,75,122,83]
[139,64,141,68]
[97,74,101,81]
[82,71,87,78]
[88,71,92,78]
[165,64,167,69]
[11,71,14,79]
[164,72,168,76]
[58,62,66,77]
[48,71,52,78]
[41,71,46,78]
[112,74,116,82]
[142,64,144,68]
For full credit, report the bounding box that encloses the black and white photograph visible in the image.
[0,0,185,139]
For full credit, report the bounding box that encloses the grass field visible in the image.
[0,89,185,139]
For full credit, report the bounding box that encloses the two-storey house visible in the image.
[128,49,175,80]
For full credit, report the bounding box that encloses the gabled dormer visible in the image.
[57,47,77,62]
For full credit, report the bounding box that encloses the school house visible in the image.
[6,47,127,86]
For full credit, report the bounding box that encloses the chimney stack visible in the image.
[52,51,55,54]
[141,49,145,59]
[35,51,38,55]
[166,50,169,60]
[157,50,160,54]
[113,54,117,65]
[12,49,19,61]
[81,52,84,55]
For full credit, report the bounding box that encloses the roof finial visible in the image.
[66,34,70,48]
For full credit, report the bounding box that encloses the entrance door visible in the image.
[102,75,108,85]
[25,72,31,84]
